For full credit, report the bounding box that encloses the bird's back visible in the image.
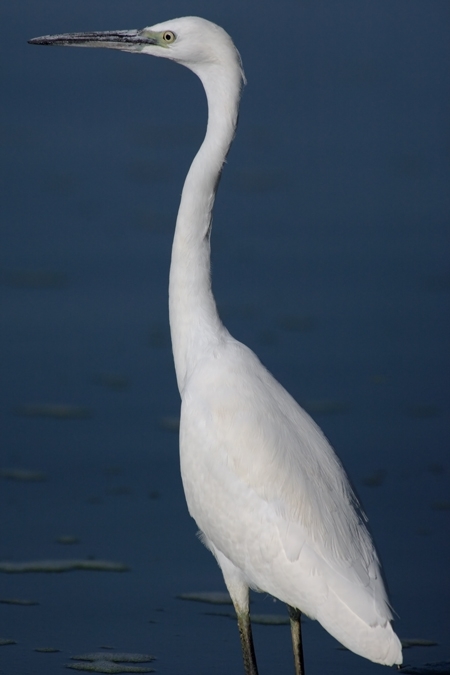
[179,334,402,665]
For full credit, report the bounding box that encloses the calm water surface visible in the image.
[1,1,449,673]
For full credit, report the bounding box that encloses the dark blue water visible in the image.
[1,1,449,674]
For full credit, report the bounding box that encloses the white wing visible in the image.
[181,336,391,623]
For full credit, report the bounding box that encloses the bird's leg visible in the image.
[236,608,259,675]
[288,605,305,675]
[213,548,259,675]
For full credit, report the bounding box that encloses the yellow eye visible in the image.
[162,31,176,44]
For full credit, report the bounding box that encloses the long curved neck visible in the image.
[169,64,242,395]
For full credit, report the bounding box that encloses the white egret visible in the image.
[29,17,402,675]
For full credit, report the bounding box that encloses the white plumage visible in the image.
[30,16,402,673]
[180,338,400,665]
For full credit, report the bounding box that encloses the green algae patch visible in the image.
[66,663,154,673]
[401,639,439,649]
[400,663,450,674]
[0,467,46,481]
[206,610,290,625]
[177,591,232,604]
[0,597,39,605]
[0,559,129,573]
[67,653,156,674]
[72,654,155,663]
[15,403,92,419]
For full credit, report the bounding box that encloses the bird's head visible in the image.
[29,16,245,85]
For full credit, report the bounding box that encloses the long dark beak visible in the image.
[28,29,157,51]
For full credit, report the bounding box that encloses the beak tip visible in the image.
[28,36,48,45]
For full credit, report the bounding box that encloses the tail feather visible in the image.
[317,587,402,666]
